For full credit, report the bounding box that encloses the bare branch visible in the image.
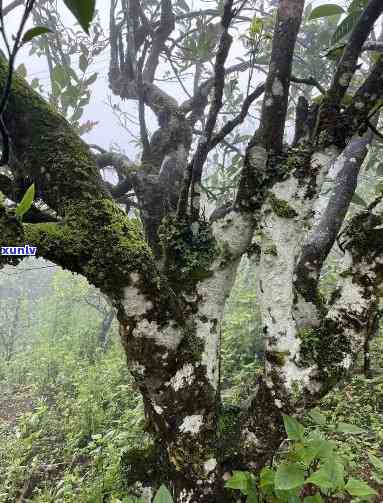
[294,130,373,301]
[319,0,383,123]
[292,95,309,146]
[143,0,175,82]
[290,75,326,95]
[363,41,383,52]
[253,0,306,152]
[343,55,383,136]
[179,0,234,221]
[3,0,23,17]
[209,82,265,151]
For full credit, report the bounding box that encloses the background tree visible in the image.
[1,0,383,501]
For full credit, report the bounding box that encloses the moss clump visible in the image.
[263,244,278,256]
[158,216,217,293]
[217,405,242,465]
[0,205,25,267]
[265,350,290,366]
[168,432,217,480]
[24,198,158,300]
[0,57,104,214]
[297,327,320,367]
[121,443,170,487]
[297,323,352,387]
[268,193,298,219]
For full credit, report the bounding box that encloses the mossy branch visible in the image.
[0,56,106,213]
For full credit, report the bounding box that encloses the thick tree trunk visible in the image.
[116,211,254,501]
[2,3,383,500]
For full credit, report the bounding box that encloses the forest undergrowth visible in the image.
[0,265,383,502]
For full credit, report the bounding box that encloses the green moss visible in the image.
[297,323,352,387]
[268,192,298,219]
[218,405,242,464]
[158,216,217,293]
[24,198,157,300]
[168,435,216,479]
[0,57,104,214]
[265,350,290,366]
[0,205,25,267]
[263,244,278,256]
[121,443,170,487]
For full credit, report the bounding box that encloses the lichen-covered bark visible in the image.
[118,209,254,501]
[2,0,383,499]
[237,137,379,467]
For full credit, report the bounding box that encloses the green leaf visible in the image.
[306,460,344,491]
[295,444,320,467]
[66,66,80,83]
[51,81,61,98]
[246,488,259,503]
[79,54,88,73]
[225,471,255,495]
[52,65,67,88]
[63,0,95,34]
[351,194,368,208]
[153,484,174,503]
[348,0,368,13]
[308,408,326,426]
[85,72,98,85]
[283,415,305,441]
[309,4,345,20]
[324,44,345,61]
[16,63,27,79]
[15,183,35,218]
[304,496,324,503]
[274,463,305,491]
[259,467,275,490]
[336,422,365,434]
[331,12,360,46]
[345,478,377,497]
[22,26,52,45]
[249,17,263,36]
[368,453,383,472]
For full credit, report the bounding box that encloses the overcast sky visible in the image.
[3,0,342,159]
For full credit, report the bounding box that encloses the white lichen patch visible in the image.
[204,458,217,474]
[141,486,153,503]
[130,361,145,375]
[312,143,358,223]
[274,399,283,408]
[179,489,193,503]
[153,404,163,414]
[132,319,182,350]
[247,145,267,171]
[179,414,203,434]
[123,285,153,317]
[170,364,195,391]
[342,354,352,369]
[212,210,254,258]
[258,173,328,397]
[293,296,320,329]
[243,428,259,448]
[192,210,255,389]
[270,359,321,394]
[272,78,284,97]
[195,260,239,389]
